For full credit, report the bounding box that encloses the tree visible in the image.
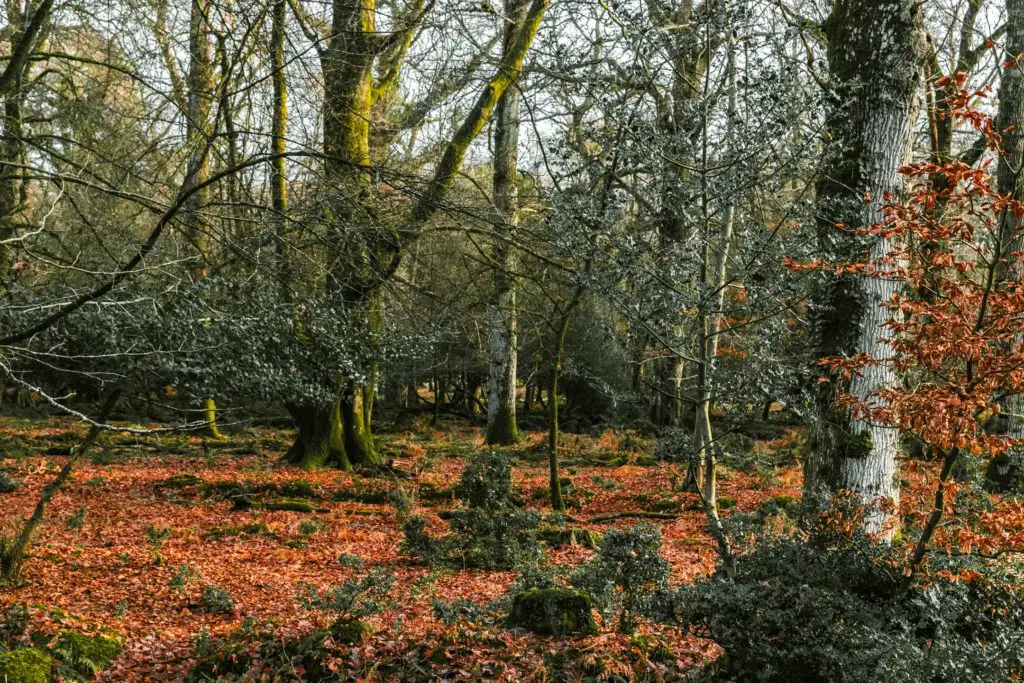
[485,0,529,446]
[794,83,1024,581]
[804,0,927,538]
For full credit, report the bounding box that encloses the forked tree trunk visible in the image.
[806,0,925,539]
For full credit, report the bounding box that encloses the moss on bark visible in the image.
[485,406,520,445]
[341,386,382,468]
[285,401,350,470]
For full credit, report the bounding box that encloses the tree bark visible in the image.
[994,0,1024,469]
[270,0,290,290]
[285,400,351,470]
[806,0,926,539]
[485,0,528,446]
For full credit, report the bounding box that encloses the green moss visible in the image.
[278,479,317,499]
[718,496,737,510]
[264,499,315,513]
[329,618,371,645]
[538,527,601,549]
[206,522,272,539]
[54,630,123,674]
[507,588,597,636]
[841,429,874,460]
[485,407,520,446]
[0,648,53,682]
[0,471,20,494]
[159,473,204,490]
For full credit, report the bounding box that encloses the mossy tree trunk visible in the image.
[341,383,381,467]
[0,0,54,288]
[806,0,925,539]
[485,0,529,446]
[270,0,291,291]
[296,0,551,467]
[183,0,226,441]
[547,289,582,512]
[285,400,351,470]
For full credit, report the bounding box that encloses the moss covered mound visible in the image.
[0,648,53,683]
[507,588,597,636]
[54,630,124,675]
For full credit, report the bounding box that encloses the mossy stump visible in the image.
[507,588,597,636]
[0,648,53,683]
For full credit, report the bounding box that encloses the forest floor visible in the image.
[0,415,803,681]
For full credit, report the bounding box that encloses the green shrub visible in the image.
[447,507,541,570]
[201,585,235,614]
[454,451,517,509]
[0,648,52,683]
[298,519,325,536]
[52,630,123,678]
[170,563,199,593]
[572,523,668,632]
[297,566,395,627]
[0,604,30,649]
[431,598,494,626]
[188,620,261,681]
[676,538,1024,682]
[401,452,540,570]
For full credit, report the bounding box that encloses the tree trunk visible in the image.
[270,0,291,291]
[341,383,382,467]
[806,0,925,539]
[285,400,350,470]
[692,31,737,504]
[0,0,27,289]
[548,315,570,512]
[485,1,527,446]
[647,3,713,429]
[994,0,1024,468]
